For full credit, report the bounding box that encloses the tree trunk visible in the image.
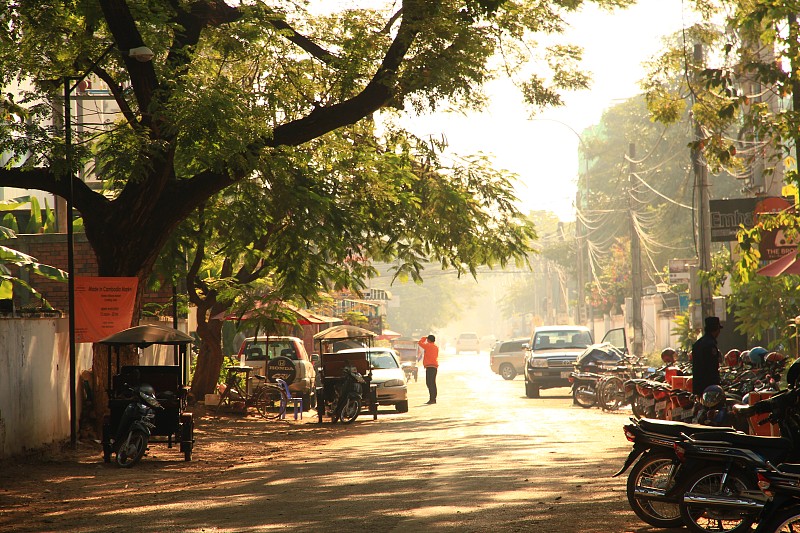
[191,319,224,398]
[190,298,228,398]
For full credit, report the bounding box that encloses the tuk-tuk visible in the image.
[313,325,379,423]
[99,323,195,463]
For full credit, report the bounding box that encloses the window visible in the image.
[245,341,298,361]
[534,330,591,350]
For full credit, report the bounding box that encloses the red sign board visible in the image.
[74,277,138,343]
[755,198,796,262]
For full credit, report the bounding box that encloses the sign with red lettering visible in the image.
[74,277,138,343]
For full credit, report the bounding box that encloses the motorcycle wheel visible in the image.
[758,503,800,532]
[339,397,361,424]
[631,394,647,418]
[679,466,758,533]
[573,384,596,408]
[116,430,148,468]
[598,376,625,411]
[626,451,683,528]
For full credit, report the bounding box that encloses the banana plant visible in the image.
[0,195,57,234]
[0,233,68,306]
[0,196,68,307]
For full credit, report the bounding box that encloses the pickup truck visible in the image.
[524,326,626,398]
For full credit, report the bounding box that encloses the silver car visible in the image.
[337,347,409,413]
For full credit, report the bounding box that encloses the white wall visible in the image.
[0,318,92,458]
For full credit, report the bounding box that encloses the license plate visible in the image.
[656,400,667,411]
[643,397,655,407]
[560,371,571,378]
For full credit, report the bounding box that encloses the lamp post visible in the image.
[65,44,153,446]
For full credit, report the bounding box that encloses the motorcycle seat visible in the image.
[692,432,791,455]
[638,418,738,438]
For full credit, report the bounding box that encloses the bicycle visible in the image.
[216,366,288,419]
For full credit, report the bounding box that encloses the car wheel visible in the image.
[525,380,540,398]
[395,400,409,413]
[500,363,516,380]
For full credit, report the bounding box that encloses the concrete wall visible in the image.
[0,318,92,458]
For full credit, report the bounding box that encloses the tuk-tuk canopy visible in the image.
[575,342,625,366]
[98,323,194,348]
[313,325,377,341]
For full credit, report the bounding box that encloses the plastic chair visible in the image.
[275,378,303,420]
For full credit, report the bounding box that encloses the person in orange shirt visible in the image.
[418,335,439,404]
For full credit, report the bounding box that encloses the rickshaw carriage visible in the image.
[313,325,379,423]
[99,323,195,462]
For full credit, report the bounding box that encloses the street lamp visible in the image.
[530,118,591,329]
[65,44,153,446]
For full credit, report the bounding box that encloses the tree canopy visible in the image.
[1,0,633,292]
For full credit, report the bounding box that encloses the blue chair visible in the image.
[275,378,303,420]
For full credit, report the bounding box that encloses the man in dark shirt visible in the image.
[692,316,723,395]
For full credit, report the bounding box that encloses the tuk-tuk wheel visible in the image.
[180,414,193,461]
[101,418,112,463]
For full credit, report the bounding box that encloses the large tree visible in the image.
[0,0,635,401]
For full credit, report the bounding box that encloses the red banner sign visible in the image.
[75,277,138,343]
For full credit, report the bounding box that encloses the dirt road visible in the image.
[0,350,682,532]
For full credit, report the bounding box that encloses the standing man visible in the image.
[418,335,439,404]
[692,316,723,395]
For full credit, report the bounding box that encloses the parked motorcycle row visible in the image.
[616,354,800,533]
[571,347,788,427]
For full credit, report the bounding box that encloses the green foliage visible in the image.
[0,237,68,309]
[342,310,369,327]
[671,311,698,351]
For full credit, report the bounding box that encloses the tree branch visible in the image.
[269,0,428,147]
[264,8,339,65]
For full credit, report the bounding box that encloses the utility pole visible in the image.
[576,189,585,326]
[628,142,643,357]
[693,43,714,320]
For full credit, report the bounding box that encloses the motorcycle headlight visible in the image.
[532,359,548,368]
[382,379,404,387]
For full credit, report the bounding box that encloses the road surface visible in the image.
[0,349,683,532]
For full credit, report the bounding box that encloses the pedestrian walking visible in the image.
[692,316,723,395]
[418,335,439,404]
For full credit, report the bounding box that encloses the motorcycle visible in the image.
[754,463,800,532]
[569,369,604,408]
[670,387,800,533]
[614,417,741,528]
[331,364,367,424]
[111,383,163,467]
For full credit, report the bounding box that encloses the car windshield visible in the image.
[533,331,591,350]
[369,352,399,369]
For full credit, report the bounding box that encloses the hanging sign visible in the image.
[74,277,138,343]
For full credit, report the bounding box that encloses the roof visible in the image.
[313,324,377,341]
[244,335,302,342]
[97,323,194,347]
